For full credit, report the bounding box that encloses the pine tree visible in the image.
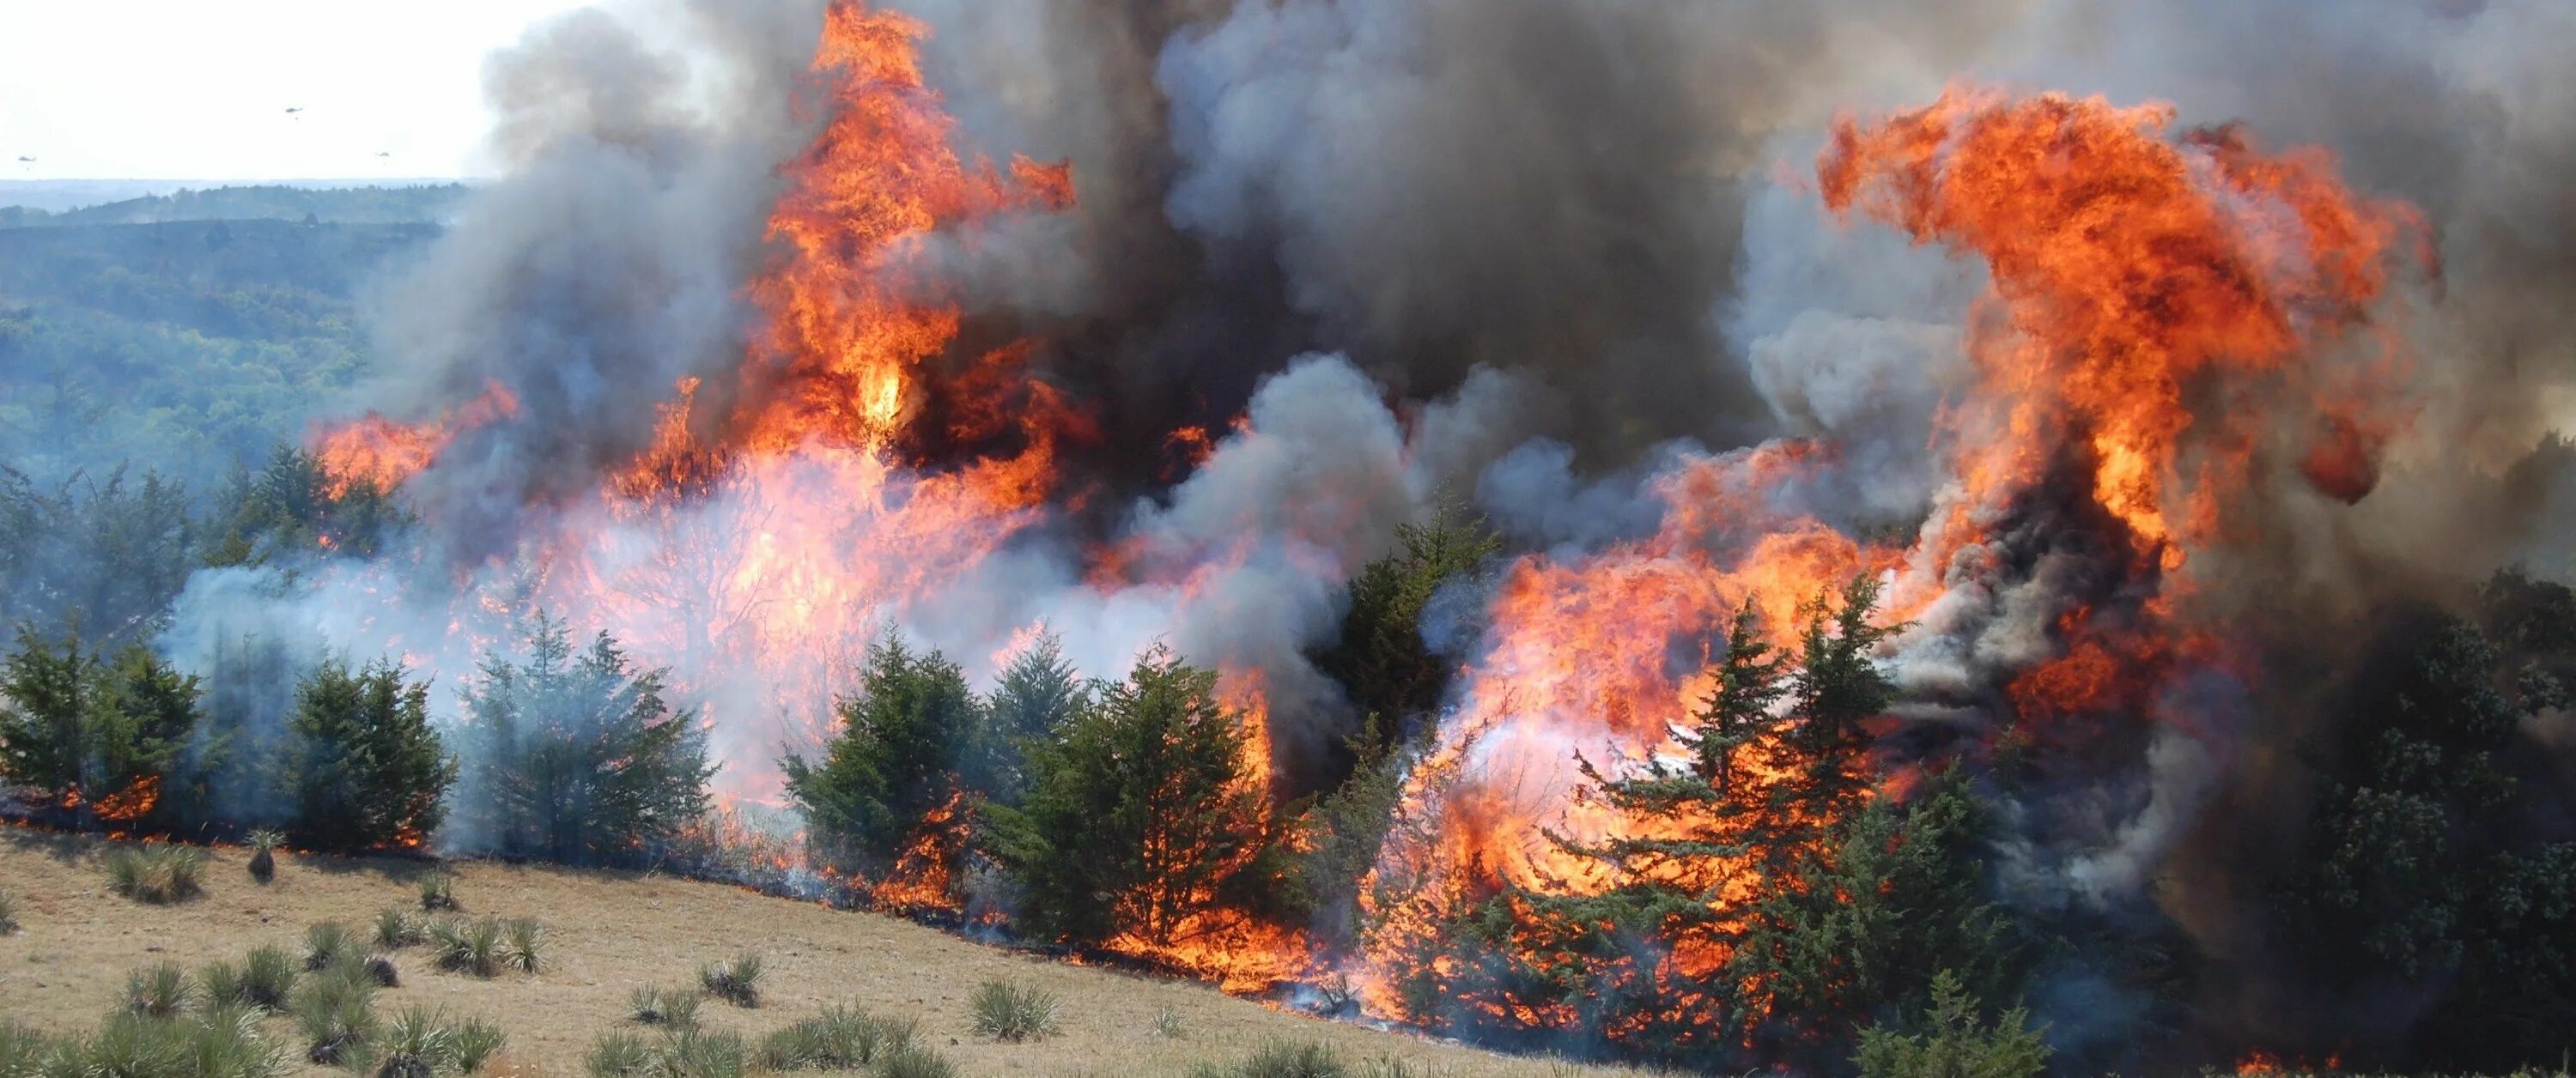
[284,657,454,851]
[0,624,97,796]
[990,646,1284,947]
[455,616,716,864]
[1313,502,1502,763]
[0,627,201,817]
[783,633,981,872]
[963,630,1085,806]
[1852,971,2052,1078]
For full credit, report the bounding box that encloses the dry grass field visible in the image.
[0,830,1649,1077]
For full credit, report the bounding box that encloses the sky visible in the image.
[0,1,598,180]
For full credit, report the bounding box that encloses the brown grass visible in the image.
[0,829,1645,1077]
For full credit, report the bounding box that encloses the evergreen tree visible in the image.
[0,624,97,796]
[963,630,1085,806]
[1313,502,1502,764]
[87,642,204,819]
[782,633,981,872]
[455,616,716,864]
[991,646,1285,947]
[1852,971,2052,1078]
[284,657,453,851]
[0,627,201,816]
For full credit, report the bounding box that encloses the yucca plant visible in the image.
[0,888,19,935]
[106,843,209,904]
[305,920,357,971]
[246,830,283,884]
[0,1020,63,1077]
[432,917,507,978]
[628,984,700,1029]
[586,1033,652,1078]
[375,1005,458,1078]
[82,1010,192,1078]
[126,961,196,1018]
[240,945,300,1012]
[185,1003,291,1078]
[658,1027,747,1078]
[375,906,426,950]
[756,1004,902,1071]
[417,872,459,912]
[967,979,1060,1043]
[292,967,380,1065]
[1228,1040,1350,1078]
[197,960,246,1010]
[451,1017,506,1075]
[697,952,763,1008]
[874,1043,959,1078]
[502,918,544,973]
[1153,1006,1185,1039]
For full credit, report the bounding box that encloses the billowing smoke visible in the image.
[134,0,2576,1069]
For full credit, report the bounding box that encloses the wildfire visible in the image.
[309,379,520,498]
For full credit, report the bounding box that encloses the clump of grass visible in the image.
[106,843,208,904]
[660,1027,747,1078]
[417,871,459,911]
[586,1033,653,1078]
[292,966,381,1065]
[968,979,1060,1043]
[875,1043,959,1078]
[240,945,300,1012]
[0,888,19,935]
[375,1005,458,1078]
[629,984,701,1029]
[76,1007,288,1078]
[451,1017,506,1075]
[1204,1040,1350,1078]
[432,917,508,978]
[502,918,544,973]
[376,907,427,950]
[197,960,246,1010]
[126,961,196,1018]
[246,829,283,884]
[0,1020,64,1076]
[697,952,763,1008]
[757,1004,907,1071]
[1153,1006,1186,1039]
[306,920,358,971]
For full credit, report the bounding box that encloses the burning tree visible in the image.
[453,616,716,866]
[783,633,981,876]
[990,646,1292,955]
[0,626,200,827]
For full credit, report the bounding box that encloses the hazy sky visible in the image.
[0,1,597,179]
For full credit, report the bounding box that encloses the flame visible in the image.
[309,379,520,498]
[866,788,969,916]
[91,775,162,822]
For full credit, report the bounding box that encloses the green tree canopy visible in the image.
[283,657,453,851]
[783,633,981,873]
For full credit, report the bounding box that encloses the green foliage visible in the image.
[782,634,981,873]
[418,871,459,911]
[375,907,425,950]
[431,917,510,979]
[629,985,701,1029]
[503,918,544,973]
[992,646,1288,946]
[1195,1040,1351,1078]
[963,629,1086,805]
[377,1005,459,1078]
[0,468,199,646]
[105,844,207,904]
[125,963,194,1018]
[586,1033,653,1078]
[698,952,763,1008]
[756,1003,908,1070]
[872,1043,958,1078]
[304,920,356,971]
[71,1007,288,1078]
[283,657,453,851]
[1152,1007,1185,1039]
[450,1017,506,1075]
[235,947,297,1013]
[0,626,199,812]
[199,446,408,565]
[653,1027,746,1078]
[289,965,380,1066]
[0,888,16,935]
[1852,971,2051,1078]
[0,1020,57,1078]
[453,617,714,864]
[2277,571,2576,1069]
[1314,502,1501,747]
[966,980,1060,1042]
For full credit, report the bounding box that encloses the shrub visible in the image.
[451,1017,506,1075]
[106,843,208,904]
[453,620,717,865]
[292,966,381,1065]
[628,985,700,1029]
[246,829,283,883]
[586,1033,653,1078]
[240,946,299,1011]
[0,889,21,936]
[418,872,459,911]
[433,917,507,978]
[757,1004,904,1070]
[967,979,1060,1042]
[698,952,763,1008]
[376,1005,457,1078]
[874,1043,958,1078]
[376,906,425,950]
[305,920,357,971]
[283,658,454,853]
[1852,971,2051,1078]
[781,635,981,873]
[126,961,195,1017]
[502,918,544,973]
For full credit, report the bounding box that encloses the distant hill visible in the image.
[0,181,469,227]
